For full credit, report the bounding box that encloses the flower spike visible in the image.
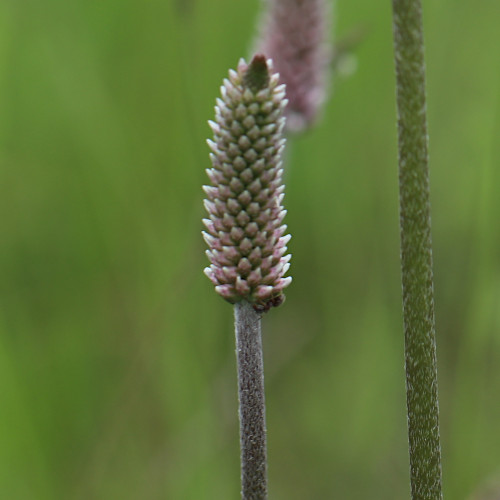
[255,0,332,133]
[203,55,292,312]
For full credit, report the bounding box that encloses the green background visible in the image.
[1,0,499,498]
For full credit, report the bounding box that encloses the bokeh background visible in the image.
[1,0,500,498]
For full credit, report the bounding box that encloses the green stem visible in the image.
[391,1,443,498]
[234,301,268,500]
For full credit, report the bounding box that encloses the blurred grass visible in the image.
[0,0,499,498]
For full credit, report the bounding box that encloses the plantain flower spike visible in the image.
[203,55,292,312]
[256,0,332,133]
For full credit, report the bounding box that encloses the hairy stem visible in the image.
[391,1,443,498]
[234,301,268,500]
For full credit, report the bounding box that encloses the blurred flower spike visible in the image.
[256,0,332,133]
[203,56,292,312]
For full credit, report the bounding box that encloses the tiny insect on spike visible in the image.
[202,56,292,310]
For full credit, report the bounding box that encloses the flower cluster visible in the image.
[255,0,332,133]
[203,55,292,311]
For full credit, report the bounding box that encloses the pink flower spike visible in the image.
[255,0,332,133]
[202,56,292,311]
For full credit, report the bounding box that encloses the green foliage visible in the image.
[1,0,500,498]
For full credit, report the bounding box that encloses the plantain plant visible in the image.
[203,55,292,499]
[201,0,444,497]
